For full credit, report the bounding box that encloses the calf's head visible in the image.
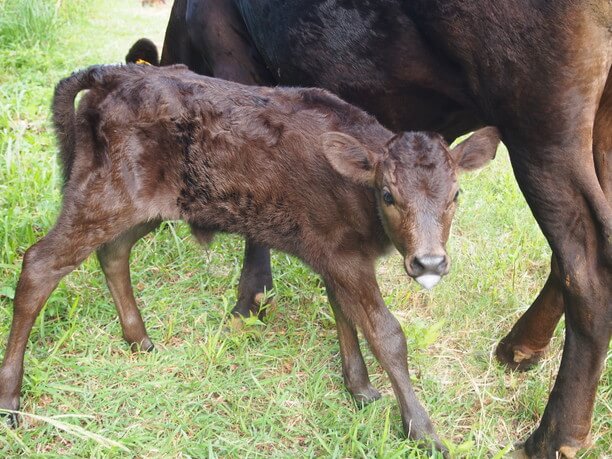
[323,127,500,289]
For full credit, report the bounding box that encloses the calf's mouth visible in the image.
[404,254,449,290]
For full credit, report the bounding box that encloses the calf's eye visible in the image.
[382,187,394,205]
[453,189,461,202]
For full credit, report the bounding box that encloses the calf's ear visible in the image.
[451,126,501,172]
[322,132,377,186]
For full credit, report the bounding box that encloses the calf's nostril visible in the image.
[410,257,425,275]
[413,255,446,275]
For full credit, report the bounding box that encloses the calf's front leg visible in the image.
[323,263,446,453]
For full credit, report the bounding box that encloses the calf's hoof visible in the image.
[0,396,20,428]
[495,337,546,372]
[350,384,381,407]
[128,336,155,353]
[403,417,448,457]
[1,410,19,428]
[414,435,449,458]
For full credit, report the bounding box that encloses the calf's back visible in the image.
[69,65,392,270]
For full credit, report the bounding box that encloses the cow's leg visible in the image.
[505,86,611,458]
[495,258,564,370]
[509,145,611,458]
[323,263,445,452]
[326,287,381,405]
[97,220,160,352]
[594,70,612,205]
[497,73,612,375]
[231,241,273,319]
[181,0,274,320]
[0,209,138,426]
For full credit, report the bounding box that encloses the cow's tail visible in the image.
[52,65,116,184]
[125,38,160,66]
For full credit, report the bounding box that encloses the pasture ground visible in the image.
[0,0,610,457]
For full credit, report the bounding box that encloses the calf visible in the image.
[0,64,499,451]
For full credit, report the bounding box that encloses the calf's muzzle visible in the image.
[405,254,450,290]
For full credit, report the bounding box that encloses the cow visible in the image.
[0,63,499,454]
[143,1,611,457]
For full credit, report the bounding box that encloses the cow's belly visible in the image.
[235,0,482,138]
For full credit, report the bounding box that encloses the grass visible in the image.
[0,0,610,457]
[0,0,93,48]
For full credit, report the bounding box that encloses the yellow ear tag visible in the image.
[135,59,151,65]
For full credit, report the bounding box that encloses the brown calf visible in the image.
[0,64,499,451]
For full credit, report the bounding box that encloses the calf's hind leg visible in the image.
[0,207,140,425]
[97,220,160,352]
[326,288,381,405]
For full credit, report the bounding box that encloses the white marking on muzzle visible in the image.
[415,274,441,290]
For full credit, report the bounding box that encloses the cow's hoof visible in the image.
[508,445,580,459]
[523,427,588,459]
[505,446,528,458]
[231,292,274,321]
[226,314,248,332]
[0,391,20,428]
[7,411,18,428]
[495,338,546,372]
[351,385,381,407]
[129,337,155,353]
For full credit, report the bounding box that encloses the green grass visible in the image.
[0,0,93,48]
[0,1,610,457]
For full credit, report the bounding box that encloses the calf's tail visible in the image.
[52,65,118,184]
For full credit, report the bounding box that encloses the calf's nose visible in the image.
[405,255,449,290]
[411,255,447,275]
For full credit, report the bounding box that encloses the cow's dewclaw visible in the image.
[513,349,532,363]
[558,446,579,458]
